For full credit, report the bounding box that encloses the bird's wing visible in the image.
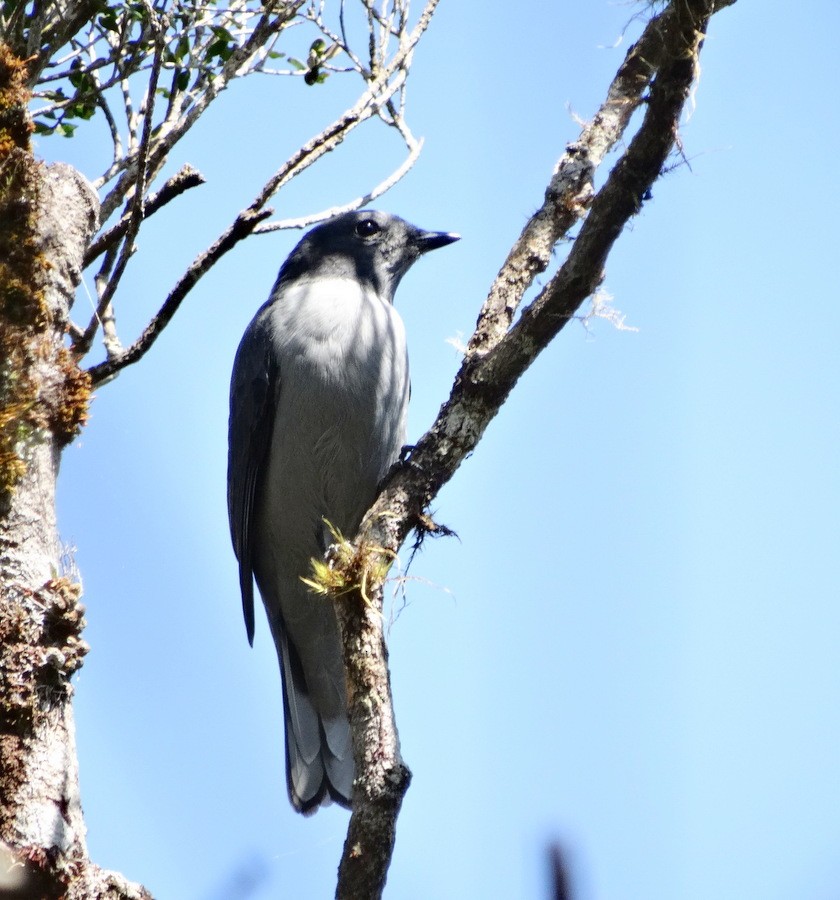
[227,315,276,645]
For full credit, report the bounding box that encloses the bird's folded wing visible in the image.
[227,316,278,645]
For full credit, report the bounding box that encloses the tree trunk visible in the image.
[0,44,149,899]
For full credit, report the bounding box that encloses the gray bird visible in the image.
[227,210,459,814]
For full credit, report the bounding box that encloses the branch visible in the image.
[86,205,271,385]
[82,164,206,267]
[485,0,719,386]
[466,0,698,357]
[23,0,102,84]
[370,0,724,549]
[333,589,410,900]
[95,0,307,219]
[331,2,734,896]
[549,843,573,900]
[255,127,423,233]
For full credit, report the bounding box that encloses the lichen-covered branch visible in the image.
[467,0,711,357]
[366,0,725,555]
[331,2,735,896]
[333,594,410,900]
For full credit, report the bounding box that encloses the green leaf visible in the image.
[65,99,96,120]
[205,37,233,62]
[98,11,119,32]
[288,57,305,71]
[175,70,190,91]
[175,34,190,62]
[127,1,147,22]
[59,123,77,138]
[305,70,329,86]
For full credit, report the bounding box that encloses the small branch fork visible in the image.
[331,3,736,898]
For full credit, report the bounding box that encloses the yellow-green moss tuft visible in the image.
[0,44,33,153]
[301,520,395,609]
[52,347,92,446]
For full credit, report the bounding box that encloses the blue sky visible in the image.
[39,1,840,898]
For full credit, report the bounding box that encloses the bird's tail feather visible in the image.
[279,629,353,813]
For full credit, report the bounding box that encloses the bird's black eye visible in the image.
[355,218,380,238]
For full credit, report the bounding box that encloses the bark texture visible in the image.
[334,592,410,899]
[0,44,150,900]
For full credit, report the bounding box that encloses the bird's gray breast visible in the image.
[259,277,409,558]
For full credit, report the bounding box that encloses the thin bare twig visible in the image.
[247,1,430,217]
[255,134,422,233]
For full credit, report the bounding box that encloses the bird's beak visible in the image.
[416,230,461,254]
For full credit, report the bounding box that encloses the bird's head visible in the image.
[277,210,460,302]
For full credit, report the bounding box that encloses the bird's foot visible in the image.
[378,445,423,492]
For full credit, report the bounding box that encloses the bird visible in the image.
[227,210,459,814]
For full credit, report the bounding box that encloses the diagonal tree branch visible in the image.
[254,121,423,233]
[368,0,725,559]
[85,205,272,385]
[467,0,710,357]
[330,2,734,897]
